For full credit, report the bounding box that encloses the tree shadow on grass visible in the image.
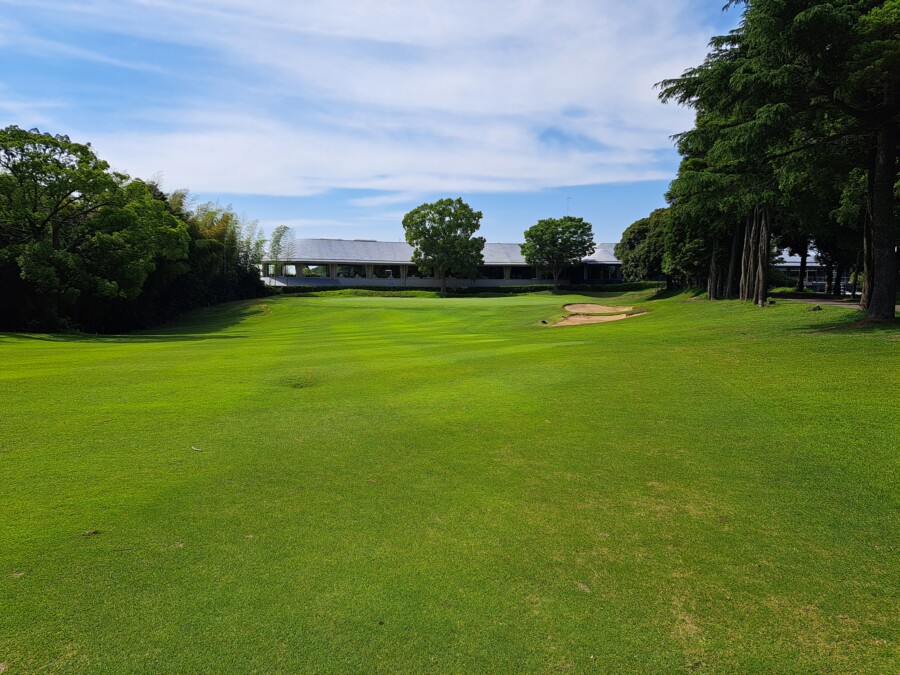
[1,332,250,344]
[789,314,899,335]
[643,287,705,301]
[0,300,267,344]
[563,289,659,300]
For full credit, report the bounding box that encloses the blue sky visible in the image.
[1,1,740,243]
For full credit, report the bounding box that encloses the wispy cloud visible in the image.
[0,0,723,198]
[0,85,68,128]
[0,15,168,74]
[348,192,423,208]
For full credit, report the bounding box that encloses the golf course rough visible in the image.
[0,291,897,672]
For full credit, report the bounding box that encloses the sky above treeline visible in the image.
[2,1,740,243]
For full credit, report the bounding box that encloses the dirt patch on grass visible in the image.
[554,312,647,327]
[563,303,634,313]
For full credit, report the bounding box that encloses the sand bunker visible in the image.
[563,303,634,313]
[553,312,647,327]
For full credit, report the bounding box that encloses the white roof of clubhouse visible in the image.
[279,238,620,266]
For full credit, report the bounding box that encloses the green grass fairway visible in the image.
[1,292,897,672]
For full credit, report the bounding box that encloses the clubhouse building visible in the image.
[262,238,624,288]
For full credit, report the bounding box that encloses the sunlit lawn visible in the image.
[1,291,896,672]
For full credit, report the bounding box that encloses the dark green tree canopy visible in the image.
[520,216,595,288]
[655,0,898,316]
[402,198,485,293]
[615,209,669,282]
[0,126,265,331]
[0,126,124,245]
[0,128,188,317]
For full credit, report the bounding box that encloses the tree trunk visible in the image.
[717,236,729,299]
[850,250,862,301]
[439,271,447,295]
[552,268,560,291]
[718,262,728,299]
[795,243,808,292]
[867,86,898,320]
[753,208,769,307]
[825,264,834,296]
[833,263,844,297]
[707,237,720,300]
[740,209,759,301]
[861,215,874,310]
[725,221,743,299]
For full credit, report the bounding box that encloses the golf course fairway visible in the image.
[1,291,896,672]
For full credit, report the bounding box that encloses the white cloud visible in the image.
[348,192,423,208]
[2,0,722,196]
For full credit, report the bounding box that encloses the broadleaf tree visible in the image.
[520,216,595,289]
[0,126,190,328]
[402,198,485,294]
[615,209,669,284]
[0,127,265,331]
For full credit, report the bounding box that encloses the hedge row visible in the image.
[269,280,665,297]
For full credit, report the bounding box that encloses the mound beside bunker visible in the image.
[553,311,648,327]
[563,303,633,313]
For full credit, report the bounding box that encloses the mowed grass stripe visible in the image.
[0,291,896,672]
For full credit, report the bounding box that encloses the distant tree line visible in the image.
[615,0,897,319]
[0,126,267,332]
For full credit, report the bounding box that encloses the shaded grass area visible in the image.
[0,292,897,672]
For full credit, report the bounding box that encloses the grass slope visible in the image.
[1,291,897,672]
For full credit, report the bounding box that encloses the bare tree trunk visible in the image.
[796,242,808,292]
[439,271,447,295]
[753,208,769,307]
[833,263,844,297]
[725,221,743,299]
[717,236,729,299]
[861,215,874,310]
[825,264,834,296]
[748,207,761,302]
[867,86,898,320]
[718,262,728,299]
[552,268,560,291]
[850,250,862,301]
[740,209,759,301]
[708,237,720,300]
[738,214,748,299]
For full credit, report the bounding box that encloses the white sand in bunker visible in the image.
[563,303,634,313]
[553,312,648,327]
